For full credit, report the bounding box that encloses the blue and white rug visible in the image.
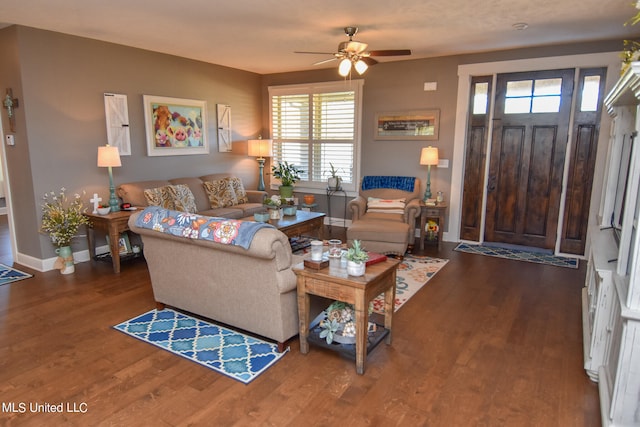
[114,309,288,384]
[0,264,32,286]
[454,243,579,269]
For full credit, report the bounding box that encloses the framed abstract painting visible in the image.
[143,95,209,156]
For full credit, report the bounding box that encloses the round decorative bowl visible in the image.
[97,207,111,215]
[253,212,270,222]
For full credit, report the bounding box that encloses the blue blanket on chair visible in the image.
[134,206,273,249]
[361,176,415,192]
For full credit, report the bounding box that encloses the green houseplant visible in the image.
[271,161,303,198]
[345,239,369,276]
[622,10,640,74]
[325,162,342,190]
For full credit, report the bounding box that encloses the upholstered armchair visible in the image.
[347,176,421,256]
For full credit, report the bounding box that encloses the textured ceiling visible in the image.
[0,0,638,74]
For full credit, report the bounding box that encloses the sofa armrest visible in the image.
[404,198,421,223]
[348,196,367,221]
[246,190,268,204]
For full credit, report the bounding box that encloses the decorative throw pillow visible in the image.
[226,177,248,204]
[144,186,175,210]
[366,197,406,214]
[203,179,237,208]
[166,184,197,213]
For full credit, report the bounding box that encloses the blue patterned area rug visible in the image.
[0,264,32,286]
[114,309,288,384]
[454,243,579,269]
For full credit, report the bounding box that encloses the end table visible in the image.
[293,257,400,375]
[84,210,137,273]
[419,202,447,250]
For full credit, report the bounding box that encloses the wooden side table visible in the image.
[293,257,401,375]
[84,210,137,273]
[419,202,447,250]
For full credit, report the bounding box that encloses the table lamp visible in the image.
[247,137,273,191]
[420,146,439,202]
[97,144,122,212]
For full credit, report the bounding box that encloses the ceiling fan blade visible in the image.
[313,57,338,65]
[294,51,336,55]
[368,49,412,56]
[361,57,378,66]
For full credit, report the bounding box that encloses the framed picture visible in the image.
[106,233,132,255]
[104,93,131,156]
[374,109,440,140]
[143,95,209,156]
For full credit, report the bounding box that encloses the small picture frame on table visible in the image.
[106,233,132,255]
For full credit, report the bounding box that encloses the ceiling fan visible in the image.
[295,26,411,76]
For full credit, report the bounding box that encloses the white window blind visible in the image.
[269,80,363,192]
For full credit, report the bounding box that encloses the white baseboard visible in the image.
[15,245,110,272]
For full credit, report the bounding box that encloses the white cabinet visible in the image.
[584,62,640,427]
[582,226,617,381]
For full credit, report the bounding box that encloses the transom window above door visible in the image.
[504,78,562,114]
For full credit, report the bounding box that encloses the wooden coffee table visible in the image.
[243,210,325,239]
[293,257,401,374]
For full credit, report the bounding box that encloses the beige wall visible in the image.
[262,39,621,222]
[0,23,624,264]
[0,26,263,261]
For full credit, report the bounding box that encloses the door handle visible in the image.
[487,177,496,192]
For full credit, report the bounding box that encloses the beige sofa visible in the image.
[128,209,324,350]
[117,173,267,218]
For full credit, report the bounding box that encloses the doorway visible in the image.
[459,65,607,254]
[0,125,15,266]
[484,69,574,250]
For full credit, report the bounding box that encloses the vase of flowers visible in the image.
[263,195,283,219]
[271,161,303,198]
[40,188,90,274]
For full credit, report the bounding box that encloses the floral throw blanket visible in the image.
[135,206,274,249]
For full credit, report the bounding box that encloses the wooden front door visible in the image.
[484,69,574,249]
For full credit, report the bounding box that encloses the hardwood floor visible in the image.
[0,227,600,426]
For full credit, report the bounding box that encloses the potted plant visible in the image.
[40,188,90,274]
[271,161,303,198]
[345,239,369,276]
[326,163,342,190]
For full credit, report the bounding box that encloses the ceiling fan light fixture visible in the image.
[338,58,352,76]
[354,59,368,75]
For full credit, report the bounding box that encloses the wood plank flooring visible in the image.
[0,228,600,426]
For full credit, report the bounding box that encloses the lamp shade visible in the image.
[247,139,273,158]
[97,145,121,167]
[420,146,439,166]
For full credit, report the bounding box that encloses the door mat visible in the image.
[114,309,288,384]
[454,242,578,269]
[0,264,33,286]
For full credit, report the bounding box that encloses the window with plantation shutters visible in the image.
[269,80,363,193]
